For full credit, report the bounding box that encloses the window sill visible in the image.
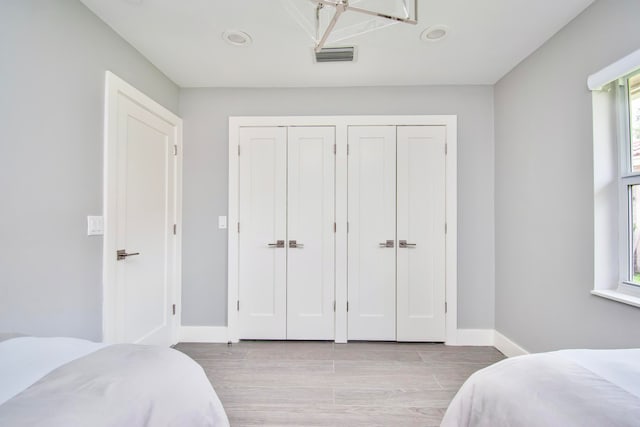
[591,289,640,309]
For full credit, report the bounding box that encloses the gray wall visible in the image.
[180,86,495,329]
[0,0,179,340]
[495,0,640,352]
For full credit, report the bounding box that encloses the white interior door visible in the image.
[397,126,447,341]
[114,95,178,346]
[287,127,335,340]
[347,126,397,341]
[238,127,287,339]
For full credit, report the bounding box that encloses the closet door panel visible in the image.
[238,127,287,339]
[287,127,335,340]
[397,126,446,342]
[347,126,396,341]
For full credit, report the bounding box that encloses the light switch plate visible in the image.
[218,216,227,229]
[87,216,104,236]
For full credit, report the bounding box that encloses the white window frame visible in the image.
[618,72,640,294]
[591,54,640,308]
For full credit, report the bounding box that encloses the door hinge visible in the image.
[333,301,336,312]
[333,144,336,155]
[445,223,447,234]
[347,222,350,233]
[237,222,240,233]
[347,144,350,155]
[237,300,240,311]
[173,145,178,156]
[346,301,349,312]
[238,145,241,156]
[173,224,177,235]
[445,302,448,313]
[172,304,176,315]
[445,144,447,155]
[334,222,337,233]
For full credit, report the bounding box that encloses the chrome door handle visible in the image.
[289,240,304,248]
[399,240,417,248]
[379,240,394,248]
[117,249,140,261]
[267,240,285,248]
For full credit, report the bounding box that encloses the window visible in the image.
[590,49,640,308]
[630,73,640,172]
[620,72,640,288]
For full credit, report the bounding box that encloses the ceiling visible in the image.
[80,0,594,88]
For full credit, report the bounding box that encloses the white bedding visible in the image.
[0,336,229,426]
[559,349,640,399]
[441,349,640,427]
[0,337,107,406]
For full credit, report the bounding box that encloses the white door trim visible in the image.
[228,115,457,344]
[103,71,183,345]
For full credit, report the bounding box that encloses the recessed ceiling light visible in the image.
[222,30,252,47]
[421,26,449,42]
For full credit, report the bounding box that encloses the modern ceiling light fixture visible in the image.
[222,30,252,47]
[308,0,418,52]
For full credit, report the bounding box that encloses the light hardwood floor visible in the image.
[174,341,505,427]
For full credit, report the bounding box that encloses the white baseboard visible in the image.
[493,330,529,357]
[453,329,529,358]
[455,329,495,346]
[179,326,228,343]
[178,326,529,356]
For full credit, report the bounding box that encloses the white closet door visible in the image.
[238,127,287,339]
[396,126,447,342]
[347,126,397,341]
[287,127,335,340]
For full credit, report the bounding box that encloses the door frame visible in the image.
[228,116,457,344]
[102,71,183,345]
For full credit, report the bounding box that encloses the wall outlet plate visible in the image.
[218,216,227,229]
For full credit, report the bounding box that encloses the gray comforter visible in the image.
[0,343,229,426]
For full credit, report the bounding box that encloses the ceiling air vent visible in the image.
[314,47,356,63]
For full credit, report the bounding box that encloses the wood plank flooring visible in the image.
[174,341,505,427]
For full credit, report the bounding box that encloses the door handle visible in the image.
[379,240,394,248]
[289,240,304,248]
[399,240,417,248]
[117,249,140,261]
[267,240,285,248]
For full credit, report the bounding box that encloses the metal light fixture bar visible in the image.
[309,0,418,52]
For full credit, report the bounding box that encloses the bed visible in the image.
[441,349,640,427]
[0,334,229,426]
